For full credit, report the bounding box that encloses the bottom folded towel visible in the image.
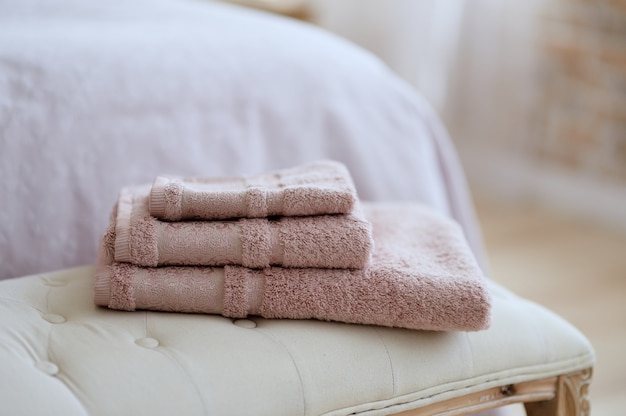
[95,203,492,331]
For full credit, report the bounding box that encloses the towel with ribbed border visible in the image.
[114,185,373,269]
[95,203,492,332]
[149,160,358,221]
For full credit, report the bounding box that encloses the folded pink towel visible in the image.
[149,160,358,221]
[114,185,373,269]
[95,203,492,332]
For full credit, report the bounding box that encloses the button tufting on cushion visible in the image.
[42,314,66,324]
[35,361,59,376]
[135,337,160,348]
[233,319,257,329]
[1,266,595,416]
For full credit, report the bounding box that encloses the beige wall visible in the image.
[310,0,626,231]
[444,0,626,231]
[534,0,626,182]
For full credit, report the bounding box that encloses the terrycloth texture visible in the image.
[114,185,373,269]
[150,160,358,221]
[96,203,492,331]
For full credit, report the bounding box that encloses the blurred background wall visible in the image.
[306,0,626,233]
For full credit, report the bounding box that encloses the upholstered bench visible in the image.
[0,266,594,415]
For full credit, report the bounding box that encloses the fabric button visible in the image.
[233,319,257,329]
[135,337,160,348]
[35,361,59,376]
[42,314,66,324]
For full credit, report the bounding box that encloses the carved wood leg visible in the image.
[524,368,592,416]
[390,367,593,416]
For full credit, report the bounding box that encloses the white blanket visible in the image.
[0,0,484,279]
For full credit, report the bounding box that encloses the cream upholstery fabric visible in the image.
[0,266,594,415]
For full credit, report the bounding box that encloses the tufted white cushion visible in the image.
[0,266,594,415]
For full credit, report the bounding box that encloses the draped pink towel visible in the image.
[95,203,492,332]
[115,185,373,269]
[149,160,358,221]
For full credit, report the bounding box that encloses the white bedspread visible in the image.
[0,0,484,279]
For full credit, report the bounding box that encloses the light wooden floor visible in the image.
[474,198,626,416]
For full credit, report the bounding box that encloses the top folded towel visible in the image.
[149,160,358,221]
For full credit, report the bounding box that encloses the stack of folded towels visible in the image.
[95,160,491,331]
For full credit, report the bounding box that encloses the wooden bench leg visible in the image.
[391,367,592,416]
[524,368,592,416]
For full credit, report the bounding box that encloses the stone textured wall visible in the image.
[535,0,626,181]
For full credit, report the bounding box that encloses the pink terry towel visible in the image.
[114,185,373,269]
[149,160,358,221]
[95,203,492,332]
